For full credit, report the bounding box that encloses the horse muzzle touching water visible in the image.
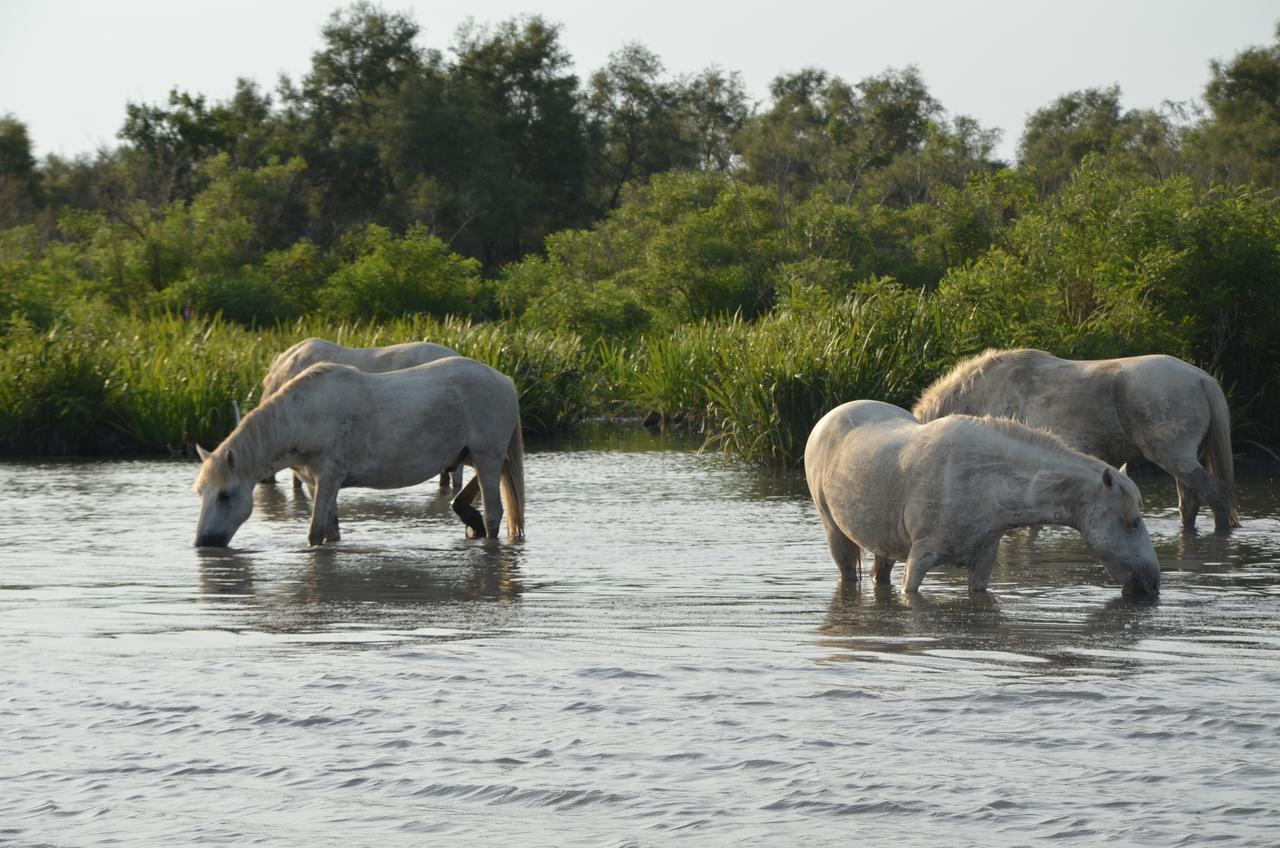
[805,400,1162,596]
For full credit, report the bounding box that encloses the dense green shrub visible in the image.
[319,225,489,321]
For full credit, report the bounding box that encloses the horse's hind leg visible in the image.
[872,556,895,584]
[1171,463,1232,532]
[821,520,861,582]
[451,475,486,538]
[438,467,464,490]
[308,480,341,545]
[1176,479,1202,532]
[474,459,505,539]
[813,491,860,581]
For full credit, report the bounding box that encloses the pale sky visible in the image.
[2,0,1277,163]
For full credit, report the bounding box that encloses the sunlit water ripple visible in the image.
[2,428,1279,845]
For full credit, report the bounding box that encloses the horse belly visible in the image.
[344,415,465,489]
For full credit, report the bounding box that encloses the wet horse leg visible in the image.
[967,536,1001,593]
[475,459,505,539]
[1170,463,1232,532]
[901,543,942,593]
[1175,479,1202,531]
[308,479,341,545]
[813,490,859,581]
[872,556,895,584]
[821,520,861,582]
[451,474,486,538]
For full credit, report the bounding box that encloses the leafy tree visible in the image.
[587,43,698,209]
[319,224,487,320]
[0,115,40,225]
[1185,23,1280,190]
[680,67,749,172]
[446,16,592,267]
[1017,86,1181,194]
[278,2,425,240]
[735,68,855,203]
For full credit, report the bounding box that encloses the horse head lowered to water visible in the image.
[195,356,524,547]
[913,348,1238,532]
[805,400,1160,596]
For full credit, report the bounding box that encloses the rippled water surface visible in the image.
[3,427,1280,846]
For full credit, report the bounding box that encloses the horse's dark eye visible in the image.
[217,491,231,502]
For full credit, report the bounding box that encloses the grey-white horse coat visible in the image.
[913,348,1238,531]
[805,400,1161,595]
[195,356,524,547]
[259,337,462,489]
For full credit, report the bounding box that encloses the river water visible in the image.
[2,427,1279,846]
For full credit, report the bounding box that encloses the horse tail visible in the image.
[501,412,526,540]
[1201,376,1240,527]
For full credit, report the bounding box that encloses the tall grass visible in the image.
[700,286,942,464]
[1,286,950,464]
[0,310,591,454]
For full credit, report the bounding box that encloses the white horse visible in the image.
[195,356,525,547]
[913,348,1238,532]
[259,338,463,490]
[805,400,1161,596]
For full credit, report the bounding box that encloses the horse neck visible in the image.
[223,402,287,483]
[988,448,1097,532]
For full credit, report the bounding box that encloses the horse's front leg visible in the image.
[966,536,1002,593]
[901,542,942,593]
[872,556,895,584]
[308,479,341,545]
[451,475,486,538]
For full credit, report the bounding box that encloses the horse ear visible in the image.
[197,445,211,461]
[1118,462,1129,477]
[1103,467,1114,489]
[226,449,236,471]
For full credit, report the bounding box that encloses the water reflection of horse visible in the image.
[195,543,525,632]
[258,338,463,491]
[194,356,525,547]
[805,400,1161,596]
[815,582,1159,671]
[914,349,1239,532]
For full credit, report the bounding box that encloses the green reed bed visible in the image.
[597,285,949,465]
[702,288,942,464]
[2,288,947,463]
[0,311,591,455]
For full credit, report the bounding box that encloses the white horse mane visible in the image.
[913,348,1040,421]
[951,413,1141,516]
[957,413,1074,456]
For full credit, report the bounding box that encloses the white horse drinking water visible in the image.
[805,400,1161,596]
[259,337,463,490]
[195,356,525,547]
[913,348,1238,532]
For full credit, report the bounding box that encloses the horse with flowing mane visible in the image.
[195,356,524,547]
[805,400,1161,596]
[259,338,463,490]
[913,348,1238,532]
